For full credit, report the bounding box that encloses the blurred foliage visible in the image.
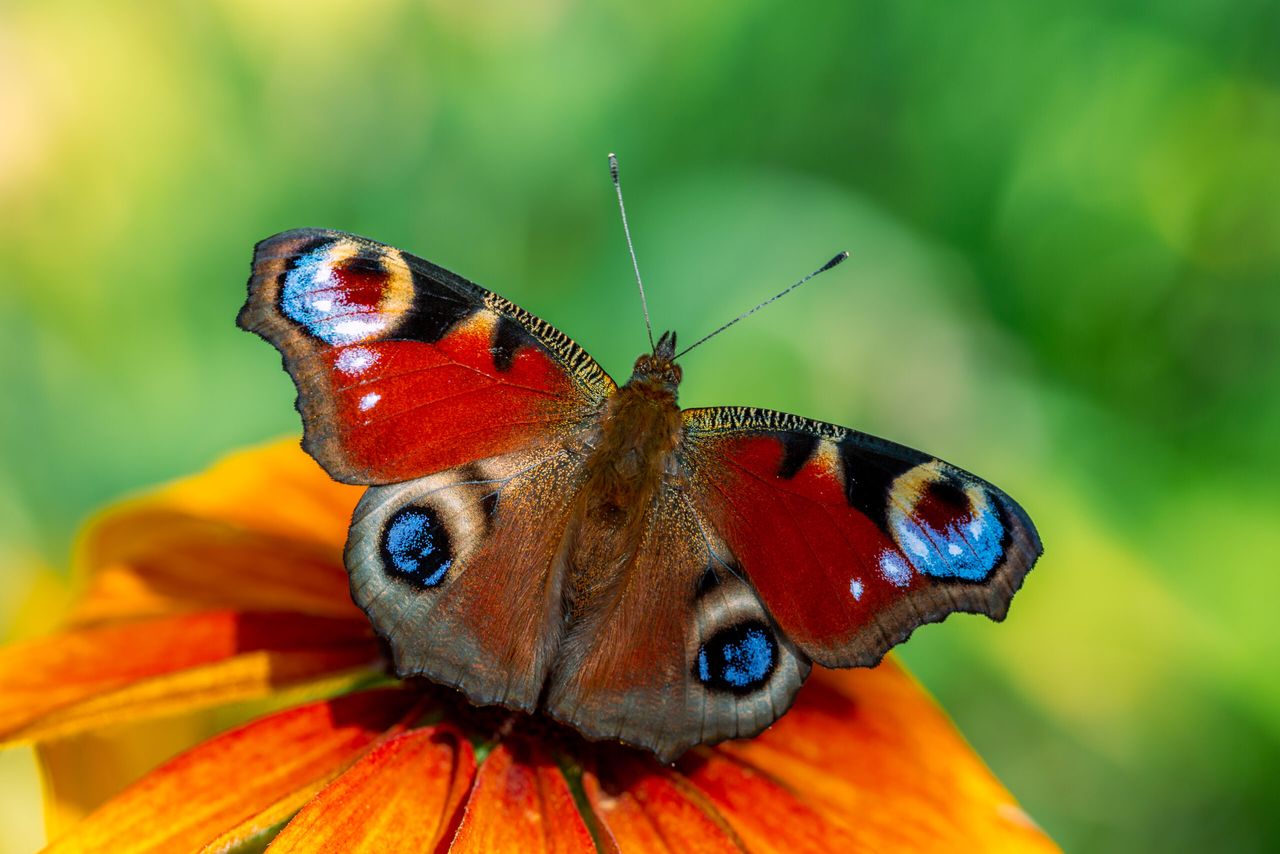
[1,0,1278,850]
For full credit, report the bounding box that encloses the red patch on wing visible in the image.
[913,481,970,530]
[694,435,920,657]
[321,321,581,482]
[328,260,391,314]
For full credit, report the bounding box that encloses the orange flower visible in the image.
[0,441,1058,852]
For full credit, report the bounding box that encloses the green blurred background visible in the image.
[2,1,1278,850]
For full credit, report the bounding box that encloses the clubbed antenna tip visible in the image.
[674,248,851,360]
[820,251,850,273]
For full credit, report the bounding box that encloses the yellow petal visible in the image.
[70,439,362,626]
[38,714,210,840]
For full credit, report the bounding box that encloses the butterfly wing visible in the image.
[238,229,615,485]
[240,229,617,712]
[680,406,1042,668]
[345,442,591,711]
[543,483,810,763]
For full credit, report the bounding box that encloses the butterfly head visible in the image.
[629,330,682,392]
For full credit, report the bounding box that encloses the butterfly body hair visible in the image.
[560,349,685,627]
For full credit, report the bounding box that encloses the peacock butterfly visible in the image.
[237,158,1042,762]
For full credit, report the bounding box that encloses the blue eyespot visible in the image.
[282,243,390,344]
[695,621,777,694]
[889,477,1006,582]
[380,507,453,588]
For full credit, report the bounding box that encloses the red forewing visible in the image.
[238,229,614,485]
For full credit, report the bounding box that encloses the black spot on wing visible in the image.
[491,315,537,372]
[480,489,500,523]
[456,462,501,534]
[380,506,454,589]
[695,565,723,599]
[776,432,819,479]
[926,478,969,510]
[694,620,778,695]
[346,246,388,275]
[403,264,478,342]
[992,491,1018,557]
[837,435,921,529]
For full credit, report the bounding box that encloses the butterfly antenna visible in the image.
[674,251,850,360]
[609,153,656,352]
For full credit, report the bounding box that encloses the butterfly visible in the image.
[237,168,1041,763]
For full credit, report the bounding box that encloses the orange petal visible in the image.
[148,438,357,547]
[677,749,866,852]
[43,688,422,853]
[583,747,744,852]
[73,509,360,625]
[71,439,361,626]
[705,660,1059,852]
[0,610,379,745]
[36,679,374,837]
[449,735,596,853]
[267,724,475,853]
